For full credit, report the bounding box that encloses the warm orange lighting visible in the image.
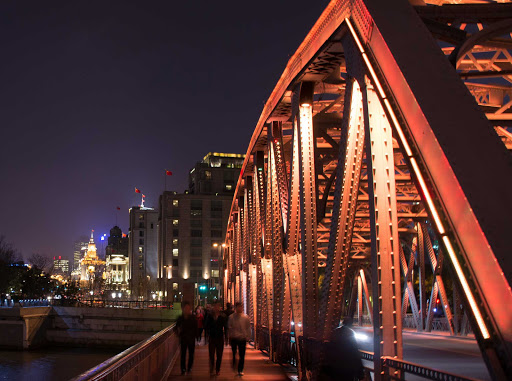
[344,16,494,340]
[442,236,490,339]
[221,243,226,248]
[410,158,445,235]
[213,243,219,247]
[383,99,412,157]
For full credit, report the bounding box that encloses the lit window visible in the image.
[172,283,178,291]
[211,270,219,278]
[139,214,144,220]
[138,263,143,269]
[173,239,178,247]
[225,184,232,191]
[205,170,211,179]
[173,248,179,257]
[173,219,179,226]
[138,247,143,253]
[173,200,179,207]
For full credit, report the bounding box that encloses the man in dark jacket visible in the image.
[320,317,364,380]
[204,301,228,376]
[222,302,234,343]
[175,301,198,375]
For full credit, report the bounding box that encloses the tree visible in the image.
[0,236,22,295]
[0,236,21,264]
[29,253,53,274]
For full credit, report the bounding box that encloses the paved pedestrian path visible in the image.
[168,342,289,380]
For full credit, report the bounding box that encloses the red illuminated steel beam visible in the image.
[353,0,512,378]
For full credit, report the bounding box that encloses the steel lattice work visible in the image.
[222,1,512,380]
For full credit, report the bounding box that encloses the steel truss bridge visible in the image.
[222,0,512,380]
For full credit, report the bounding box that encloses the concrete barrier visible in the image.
[0,306,180,349]
[46,306,180,347]
[0,307,51,349]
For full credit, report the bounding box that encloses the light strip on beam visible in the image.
[345,17,490,341]
[409,158,445,235]
[443,236,490,339]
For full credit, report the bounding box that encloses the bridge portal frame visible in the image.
[223,1,512,380]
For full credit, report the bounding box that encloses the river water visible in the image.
[0,346,125,381]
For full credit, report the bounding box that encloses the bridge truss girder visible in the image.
[223,1,512,380]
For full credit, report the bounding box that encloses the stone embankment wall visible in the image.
[0,306,180,349]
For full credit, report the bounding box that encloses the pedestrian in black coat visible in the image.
[204,301,228,376]
[175,301,198,375]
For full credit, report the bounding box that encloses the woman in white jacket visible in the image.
[227,302,251,376]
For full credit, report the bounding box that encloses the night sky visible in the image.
[0,1,329,261]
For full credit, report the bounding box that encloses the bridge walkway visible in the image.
[168,341,290,380]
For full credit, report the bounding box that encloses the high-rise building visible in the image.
[72,237,89,272]
[158,152,243,303]
[105,226,129,293]
[128,206,158,299]
[53,256,70,274]
[188,152,244,195]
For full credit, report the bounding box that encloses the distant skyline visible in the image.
[0,0,329,261]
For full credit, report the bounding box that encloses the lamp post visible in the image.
[212,243,226,305]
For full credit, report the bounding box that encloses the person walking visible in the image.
[319,317,364,381]
[204,301,228,377]
[195,306,204,344]
[175,301,198,375]
[222,302,234,344]
[204,304,212,344]
[228,302,251,376]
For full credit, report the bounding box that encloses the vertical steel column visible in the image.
[400,244,420,329]
[363,81,403,379]
[271,122,292,347]
[360,269,373,325]
[357,275,363,326]
[319,79,366,340]
[422,223,455,335]
[417,225,426,332]
[269,138,286,362]
[284,117,304,379]
[254,151,266,347]
[297,82,319,341]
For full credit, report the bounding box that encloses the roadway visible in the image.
[353,327,491,380]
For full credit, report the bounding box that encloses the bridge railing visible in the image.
[72,299,174,309]
[360,351,479,381]
[71,323,178,381]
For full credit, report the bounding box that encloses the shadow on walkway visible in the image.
[168,342,289,380]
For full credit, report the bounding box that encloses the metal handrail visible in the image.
[358,350,479,381]
[71,323,177,381]
[382,357,480,381]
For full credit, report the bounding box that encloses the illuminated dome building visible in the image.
[80,230,106,290]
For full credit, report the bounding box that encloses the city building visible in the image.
[158,152,243,303]
[104,226,129,293]
[128,206,158,299]
[188,152,244,195]
[72,237,89,272]
[53,256,70,275]
[79,231,105,290]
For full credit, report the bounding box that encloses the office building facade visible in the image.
[158,152,243,303]
[128,206,158,299]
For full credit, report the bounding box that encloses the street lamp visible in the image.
[212,243,226,304]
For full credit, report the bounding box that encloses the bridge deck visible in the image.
[168,342,289,380]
